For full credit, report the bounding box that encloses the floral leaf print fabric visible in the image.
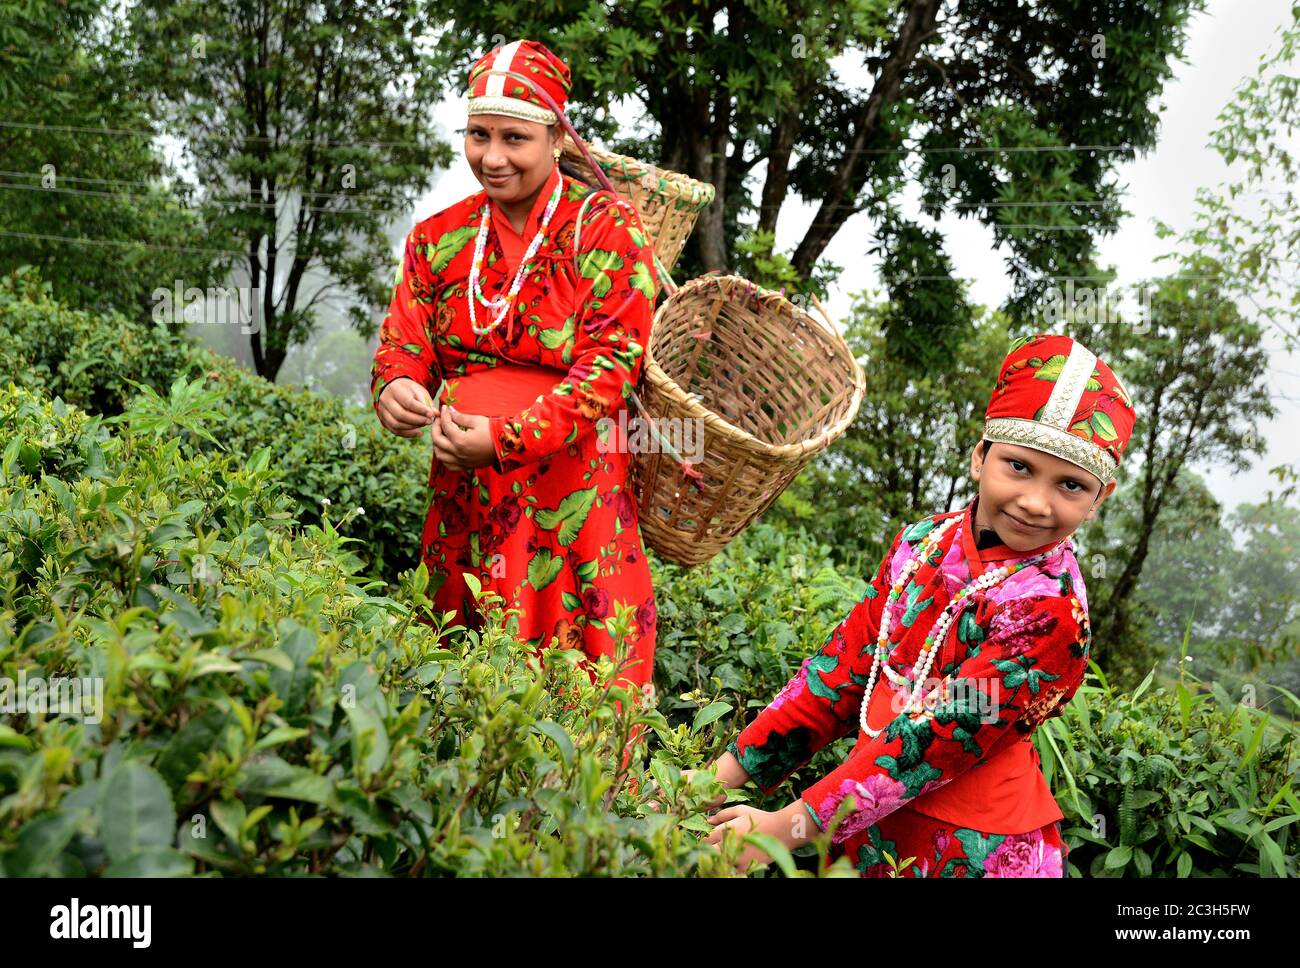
[371,230,442,407]
[487,194,653,473]
[857,815,1069,878]
[426,224,479,275]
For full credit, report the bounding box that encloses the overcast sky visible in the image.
[416,0,1298,513]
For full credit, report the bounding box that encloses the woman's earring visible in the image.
[553,148,562,163]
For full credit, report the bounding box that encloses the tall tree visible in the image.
[1222,499,1300,670]
[432,0,1200,359]
[1075,266,1276,685]
[1088,469,1233,660]
[128,0,452,380]
[1168,4,1300,353]
[1071,9,1300,683]
[0,0,219,316]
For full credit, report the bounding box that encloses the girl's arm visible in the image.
[795,591,1090,841]
[718,524,909,795]
[487,194,657,473]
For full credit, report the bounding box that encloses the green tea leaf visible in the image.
[102,761,177,863]
[691,701,733,733]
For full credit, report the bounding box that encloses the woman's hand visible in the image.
[646,752,749,813]
[706,801,813,874]
[377,378,437,438]
[431,405,497,473]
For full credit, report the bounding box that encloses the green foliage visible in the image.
[432,0,1200,307]
[1170,6,1300,351]
[3,258,1294,876]
[2,333,1295,876]
[1037,665,1299,877]
[651,522,866,728]
[0,266,194,418]
[869,210,975,369]
[0,266,429,582]
[1074,270,1276,688]
[0,382,749,876]
[125,0,453,379]
[0,0,224,316]
[731,229,841,299]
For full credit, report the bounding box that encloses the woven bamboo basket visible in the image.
[630,275,865,567]
[561,135,714,278]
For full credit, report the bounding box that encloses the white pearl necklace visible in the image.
[858,516,1069,738]
[467,175,564,336]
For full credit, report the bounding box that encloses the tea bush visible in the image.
[0,266,428,582]
[3,265,1295,877]
[0,382,757,876]
[649,522,872,796]
[0,266,194,420]
[1036,666,1298,877]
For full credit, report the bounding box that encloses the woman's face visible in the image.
[465,114,561,206]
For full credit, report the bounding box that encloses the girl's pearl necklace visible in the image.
[467,175,564,336]
[858,516,1069,738]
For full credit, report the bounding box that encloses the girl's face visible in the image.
[464,115,562,207]
[971,441,1116,552]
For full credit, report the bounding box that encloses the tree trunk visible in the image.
[689,91,732,272]
[757,110,799,237]
[792,0,939,278]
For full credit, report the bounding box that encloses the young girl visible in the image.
[701,334,1137,877]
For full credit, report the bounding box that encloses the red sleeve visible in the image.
[370,227,440,418]
[487,194,657,472]
[724,524,908,795]
[797,592,1089,841]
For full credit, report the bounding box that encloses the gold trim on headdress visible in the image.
[468,94,556,125]
[982,417,1118,485]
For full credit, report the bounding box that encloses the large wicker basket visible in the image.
[561,135,714,278]
[630,276,865,567]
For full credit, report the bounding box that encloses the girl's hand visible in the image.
[376,378,437,438]
[646,751,750,812]
[706,804,786,873]
[431,405,497,472]
[706,800,813,874]
[644,768,726,813]
[681,769,727,811]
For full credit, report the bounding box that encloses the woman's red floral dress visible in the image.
[371,166,659,705]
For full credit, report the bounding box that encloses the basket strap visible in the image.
[653,252,679,297]
[566,191,696,482]
[572,191,596,275]
[624,385,705,488]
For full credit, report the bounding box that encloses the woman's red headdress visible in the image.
[466,39,572,126]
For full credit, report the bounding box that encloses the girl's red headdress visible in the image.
[984,334,1137,485]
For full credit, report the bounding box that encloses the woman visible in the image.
[370,39,660,714]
